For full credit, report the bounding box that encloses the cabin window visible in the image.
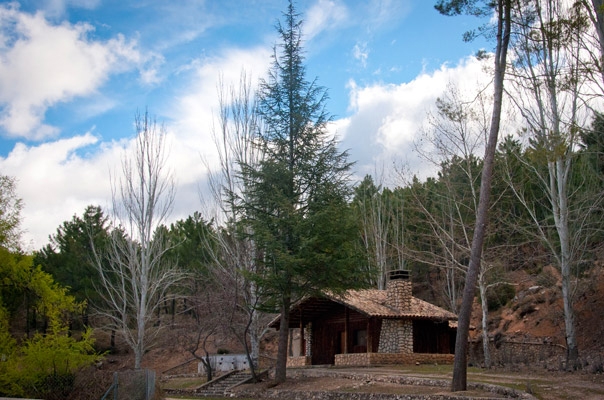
[354,329,367,347]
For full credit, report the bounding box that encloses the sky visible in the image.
[0,0,494,250]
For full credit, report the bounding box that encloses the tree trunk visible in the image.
[203,351,213,382]
[562,265,579,368]
[135,301,146,369]
[134,342,143,370]
[552,159,579,368]
[171,297,176,326]
[241,316,259,383]
[25,292,30,338]
[451,0,510,391]
[478,272,491,369]
[250,311,261,368]
[274,296,291,384]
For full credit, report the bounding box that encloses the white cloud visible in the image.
[4,124,214,250]
[0,41,272,250]
[337,56,491,182]
[0,133,121,249]
[171,46,271,166]
[304,0,348,41]
[1,126,205,250]
[353,42,369,68]
[364,0,412,33]
[0,3,148,140]
[40,0,101,19]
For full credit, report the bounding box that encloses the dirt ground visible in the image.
[162,365,604,400]
[228,366,604,400]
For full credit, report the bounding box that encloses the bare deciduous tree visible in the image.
[201,72,270,381]
[178,284,230,382]
[403,82,511,368]
[92,111,185,369]
[409,82,488,309]
[354,173,405,290]
[505,0,604,368]
[577,0,604,89]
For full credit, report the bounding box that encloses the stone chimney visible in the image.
[386,270,412,311]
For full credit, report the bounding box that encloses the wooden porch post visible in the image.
[344,307,349,354]
[366,318,372,353]
[300,318,305,356]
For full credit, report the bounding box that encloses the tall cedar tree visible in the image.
[435,0,511,391]
[243,1,364,383]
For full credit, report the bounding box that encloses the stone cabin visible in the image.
[269,270,458,367]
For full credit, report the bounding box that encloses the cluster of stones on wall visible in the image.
[334,352,454,366]
[286,356,312,367]
[304,323,312,357]
[469,338,565,367]
[386,279,412,311]
[377,319,413,354]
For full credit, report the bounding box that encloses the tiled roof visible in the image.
[268,288,457,329]
[328,289,457,320]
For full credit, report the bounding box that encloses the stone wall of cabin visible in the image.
[377,319,413,354]
[287,356,312,367]
[334,352,454,366]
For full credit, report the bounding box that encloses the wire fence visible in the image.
[101,369,156,400]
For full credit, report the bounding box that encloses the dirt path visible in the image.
[163,365,604,399]
[227,366,604,400]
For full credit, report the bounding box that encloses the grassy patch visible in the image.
[161,376,206,390]
[386,363,483,376]
[378,365,550,398]
[166,397,256,400]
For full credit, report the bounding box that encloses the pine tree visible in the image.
[241,0,366,383]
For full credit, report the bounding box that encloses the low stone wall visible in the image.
[237,390,488,399]
[334,352,454,366]
[469,339,566,367]
[287,356,312,367]
[231,368,536,400]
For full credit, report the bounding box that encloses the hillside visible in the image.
[93,265,604,372]
[467,265,604,369]
[76,265,604,398]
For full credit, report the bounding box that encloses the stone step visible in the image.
[195,371,252,396]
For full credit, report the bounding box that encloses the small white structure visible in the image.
[198,354,249,373]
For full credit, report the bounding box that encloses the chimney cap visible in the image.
[389,270,410,280]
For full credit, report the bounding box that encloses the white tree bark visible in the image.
[401,83,494,316]
[202,72,271,378]
[356,175,405,290]
[506,0,598,367]
[92,111,182,369]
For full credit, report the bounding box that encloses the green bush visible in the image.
[487,283,516,310]
[0,327,100,399]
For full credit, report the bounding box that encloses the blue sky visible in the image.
[0,0,492,249]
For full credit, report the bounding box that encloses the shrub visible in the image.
[487,283,516,310]
[0,327,100,398]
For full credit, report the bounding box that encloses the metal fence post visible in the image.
[113,371,118,400]
[145,369,155,400]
